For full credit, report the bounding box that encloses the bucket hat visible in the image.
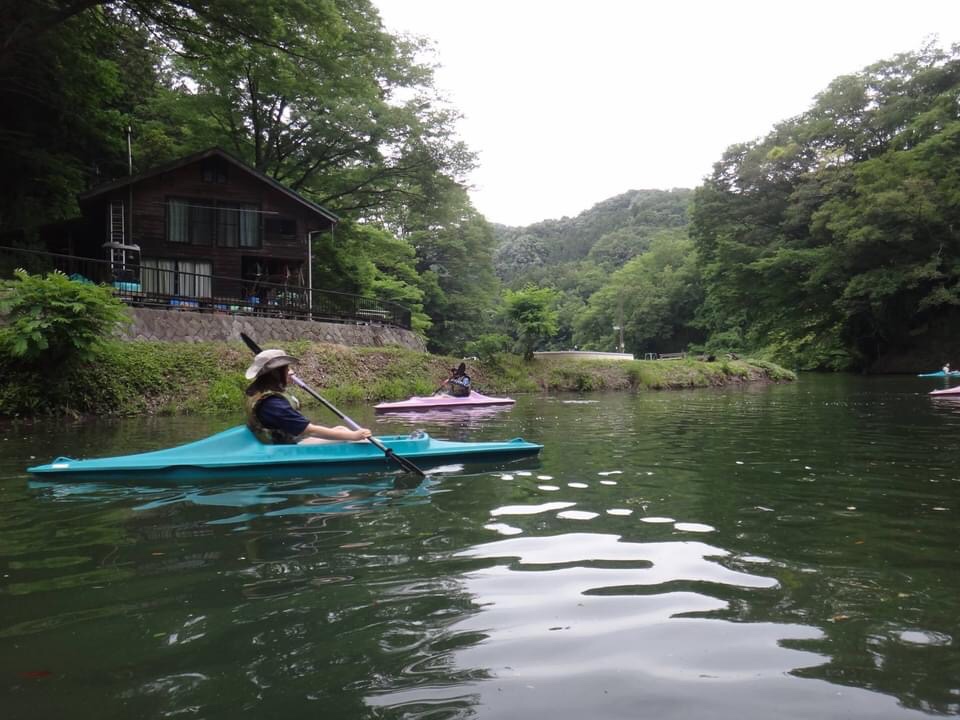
[245,348,299,380]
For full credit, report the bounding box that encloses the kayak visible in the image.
[26,426,542,482]
[375,390,515,413]
[917,370,960,377]
[930,386,960,396]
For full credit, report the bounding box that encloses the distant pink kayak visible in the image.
[930,386,960,396]
[375,391,515,412]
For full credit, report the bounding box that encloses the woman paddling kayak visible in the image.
[441,362,472,398]
[244,349,372,445]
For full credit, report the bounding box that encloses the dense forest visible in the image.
[1,3,958,370]
[492,189,697,354]
[495,42,960,371]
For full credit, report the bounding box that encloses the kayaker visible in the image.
[944,363,952,375]
[444,362,471,398]
[244,349,372,445]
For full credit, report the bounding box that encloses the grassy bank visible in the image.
[0,340,796,417]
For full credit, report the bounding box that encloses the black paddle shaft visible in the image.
[240,333,425,477]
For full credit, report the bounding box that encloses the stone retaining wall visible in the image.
[119,307,426,351]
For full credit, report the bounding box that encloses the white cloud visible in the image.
[376,0,958,226]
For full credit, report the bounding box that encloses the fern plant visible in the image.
[0,269,131,369]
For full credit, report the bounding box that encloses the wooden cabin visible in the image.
[49,148,338,309]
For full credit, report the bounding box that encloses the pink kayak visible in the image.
[930,386,960,396]
[375,390,515,413]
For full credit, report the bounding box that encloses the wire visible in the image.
[145,201,280,215]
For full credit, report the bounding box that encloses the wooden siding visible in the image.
[79,156,333,294]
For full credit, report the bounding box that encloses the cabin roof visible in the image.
[78,147,339,224]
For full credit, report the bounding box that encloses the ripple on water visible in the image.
[896,630,953,646]
[556,510,599,521]
[490,502,576,516]
[457,533,779,590]
[674,522,716,533]
[484,522,524,536]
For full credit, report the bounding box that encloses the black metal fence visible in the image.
[0,246,412,329]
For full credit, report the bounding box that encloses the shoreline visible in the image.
[0,340,796,418]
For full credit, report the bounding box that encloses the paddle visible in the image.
[240,333,426,477]
[433,375,455,396]
[434,362,468,396]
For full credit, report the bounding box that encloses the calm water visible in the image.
[2,374,960,719]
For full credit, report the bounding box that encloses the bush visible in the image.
[0,269,130,370]
[464,333,512,360]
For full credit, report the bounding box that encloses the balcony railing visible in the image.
[0,246,412,329]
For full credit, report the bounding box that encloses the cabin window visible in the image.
[189,204,214,246]
[168,199,189,243]
[264,216,297,242]
[141,257,212,298]
[167,198,260,247]
[239,205,259,247]
[217,207,239,247]
[201,157,228,183]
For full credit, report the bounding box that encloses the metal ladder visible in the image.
[109,202,125,243]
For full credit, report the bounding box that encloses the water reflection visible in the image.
[29,476,434,524]
[4,378,960,719]
[373,403,515,431]
[365,532,916,720]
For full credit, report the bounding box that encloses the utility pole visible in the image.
[617,297,625,353]
[127,126,133,243]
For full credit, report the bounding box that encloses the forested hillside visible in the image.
[491,44,960,371]
[491,189,697,353]
[691,43,960,371]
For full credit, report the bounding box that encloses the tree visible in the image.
[165,0,474,219]
[0,0,328,231]
[690,42,960,369]
[574,231,702,354]
[503,286,560,360]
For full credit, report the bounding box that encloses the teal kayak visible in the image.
[917,370,960,377]
[27,426,542,482]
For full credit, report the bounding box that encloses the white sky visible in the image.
[374,0,960,227]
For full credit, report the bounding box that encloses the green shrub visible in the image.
[0,269,130,370]
[464,333,512,360]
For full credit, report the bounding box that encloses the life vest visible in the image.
[448,375,471,397]
[245,389,302,444]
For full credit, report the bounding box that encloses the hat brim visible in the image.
[244,354,299,380]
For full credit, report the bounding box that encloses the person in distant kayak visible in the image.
[444,362,472,398]
[944,363,952,374]
[244,349,372,445]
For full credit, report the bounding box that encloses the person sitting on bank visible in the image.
[244,349,372,445]
[445,362,472,398]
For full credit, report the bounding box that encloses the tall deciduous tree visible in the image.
[690,43,960,369]
[503,286,560,360]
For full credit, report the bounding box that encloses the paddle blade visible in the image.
[240,332,262,355]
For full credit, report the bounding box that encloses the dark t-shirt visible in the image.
[257,395,310,438]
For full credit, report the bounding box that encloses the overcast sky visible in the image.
[374,1,960,227]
